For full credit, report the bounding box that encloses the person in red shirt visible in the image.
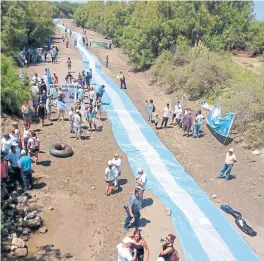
[52,72,59,84]
[120,70,127,89]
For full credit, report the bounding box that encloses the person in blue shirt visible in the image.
[77,87,84,101]
[96,85,105,101]
[18,150,33,191]
[146,99,155,122]
[41,91,47,105]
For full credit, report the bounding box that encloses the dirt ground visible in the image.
[59,19,264,259]
[1,25,183,261]
[232,56,264,75]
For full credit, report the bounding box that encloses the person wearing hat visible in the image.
[18,150,33,191]
[1,133,13,155]
[136,168,147,202]
[111,153,122,189]
[5,142,22,184]
[124,188,142,231]
[104,160,118,196]
[116,237,137,261]
[217,148,237,181]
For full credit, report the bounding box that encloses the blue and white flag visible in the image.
[206,104,235,137]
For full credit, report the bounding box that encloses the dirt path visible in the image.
[59,19,264,260]
[232,56,264,75]
[12,26,182,261]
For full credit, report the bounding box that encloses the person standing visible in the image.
[69,107,75,134]
[32,73,41,86]
[31,82,39,114]
[87,104,97,131]
[112,153,122,189]
[57,95,66,122]
[116,237,137,261]
[217,148,237,180]
[131,230,150,261]
[18,150,33,191]
[146,99,155,122]
[37,101,46,127]
[12,123,22,148]
[1,134,14,155]
[39,78,47,94]
[73,109,82,140]
[158,234,179,261]
[27,132,40,164]
[41,91,47,105]
[46,95,52,121]
[96,85,105,101]
[52,72,59,84]
[124,188,142,231]
[161,103,171,128]
[21,101,31,128]
[67,57,71,71]
[77,86,85,102]
[95,98,102,120]
[135,168,147,202]
[89,87,95,105]
[172,101,180,124]
[193,110,204,138]
[120,70,127,89]
[175,104,182,126]
[5,142,22,184]
[182,111,192,136]
[105,55,109,68]
[104,160,117,196]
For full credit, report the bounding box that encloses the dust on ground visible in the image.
[60,19,264,260]
[2,25,182,261]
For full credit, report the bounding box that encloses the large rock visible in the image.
[13,247,28,257]
[24,216,42,228]
[22,228,31,235]
[252,150,260,155]
[17,195,28,205]
[12,238,26,248]
[39,226,48,234]
[25,211,37,220]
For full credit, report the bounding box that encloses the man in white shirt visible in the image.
[116,237,137,261]
[112,153,122,189]
[73,110,81,140]
[136,168,147,202]
[32,73,41,86]
[161,103,171,128]
[193,109,205,138]
[171,101,180,124]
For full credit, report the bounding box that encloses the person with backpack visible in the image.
[158,234,179,261]
[146,99,155,122]
[27,132,40,165]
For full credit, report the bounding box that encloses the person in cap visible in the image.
[18,150,33,191]
[136,168,147,202]
[104,160,118,196]
[5,142,22,184]
[1,133,13,155]
[116,237,137,261]
[124,188,142,231]
[111,153,122,189]
[217,148,237,181]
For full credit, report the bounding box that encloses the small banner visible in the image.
[49,84,77,103]
[116,74,123,79]
[90,41,109,49]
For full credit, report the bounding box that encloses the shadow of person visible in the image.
[119,179,128,186]
[112,186,123,195]
[33,182,47,190]
[37,160,51,167]
[139,218,151,228]
[142,198,153,208]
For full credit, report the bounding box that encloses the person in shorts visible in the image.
[27,132,40,164]
[21,101,31,128]
[87,104,97,131]
[104,160,117,196]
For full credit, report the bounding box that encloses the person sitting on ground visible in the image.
[38,101,46,127]
[104,160,117,196]
[116,237,137,261]
[18,150,33,191]
[67,57,71,71]
[135,168,147,203]
[182,111,192,137]
[217,148,237,181]
[27,132,40,165]
[96,85,105,101]
[124,188,142,231]
[131,229,150,261]
[73,109,82,140]
[158,234,179,261]
[161,103,171,128]
[111,153,122,190]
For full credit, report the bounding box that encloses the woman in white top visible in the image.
[22,124,31,153]
[1,134,13,155]
[104,160,117,196]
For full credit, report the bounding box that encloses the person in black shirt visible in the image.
[39,79,47,95]
[38,101,46,127]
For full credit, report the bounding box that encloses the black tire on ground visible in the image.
[49,143,73,158]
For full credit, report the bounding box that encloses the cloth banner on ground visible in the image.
[57,100,70,111]
[90,41,109,49]
[206,104,235,137]
[116,74,123,79]
[201,100,215,112]
[49,84,77,103]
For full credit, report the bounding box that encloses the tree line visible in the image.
[74,1,264,70]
